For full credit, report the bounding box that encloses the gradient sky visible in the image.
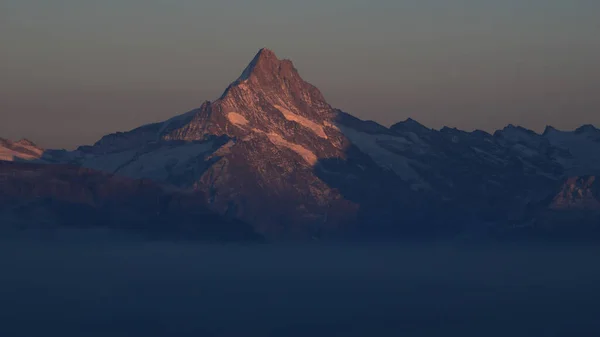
[2,0,599,148]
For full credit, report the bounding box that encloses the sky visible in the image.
[1,0,599,149]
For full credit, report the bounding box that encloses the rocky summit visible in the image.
[3,48,600,240]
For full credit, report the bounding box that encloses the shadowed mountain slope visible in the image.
[0,161,262,242]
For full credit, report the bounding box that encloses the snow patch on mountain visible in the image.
[114,142,214,181]
[264,131,318,165]
[79,141,215,182]
[323,121,340,132]
[511,143,540,158]
[544,127,600,175]
[227,112,250,127]
[0,147,37,162]
[274,105,328,139]
[0,138,44,162]
[157,108,199,135]
[338,126,429,190]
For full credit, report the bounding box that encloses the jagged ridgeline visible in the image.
[3,49,600,240]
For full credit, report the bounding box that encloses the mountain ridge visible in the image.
[3,48,600,240]
[0,160,263,242]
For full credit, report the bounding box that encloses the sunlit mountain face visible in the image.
[2,48,600,240]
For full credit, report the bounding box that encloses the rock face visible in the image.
[551,176,600,210]
[0,161,262,242]
[7,48,600,240]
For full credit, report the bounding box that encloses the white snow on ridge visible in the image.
[115,142,214,181]
[544,129,600,174]
[274,105,328,139]
[245,127,317,166]
[511,143,540,158]
[323,121,340,132]
[79,142,215,182]
[265,131,318,166]
[0,149,37,161]
[0,141,44,162]
[227,112,250,127]
[338,126,429,190]
[157,109,199,135]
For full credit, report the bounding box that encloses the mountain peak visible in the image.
[575,124,599,134]
[390,117,429,133]
[543,125,558,136]
[16,138,37,147]
[256,47,277,59]
[0,137,39,148]
[236,48,292,82]
[219,48,330,117]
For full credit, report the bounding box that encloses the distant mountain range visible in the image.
[2,48,600,241]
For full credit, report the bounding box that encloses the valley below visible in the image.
[1,239,600,336]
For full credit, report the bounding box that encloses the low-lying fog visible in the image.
[1,231,600,337]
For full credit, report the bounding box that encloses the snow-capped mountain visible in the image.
[0,138,45,162]
[67,49,367,238]
[4,48,600,239]
[543,125,600,175]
